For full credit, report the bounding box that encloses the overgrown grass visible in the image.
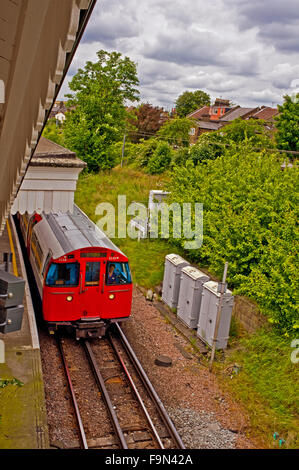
[217,328,299,448]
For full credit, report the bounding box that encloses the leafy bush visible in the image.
[168,145,299,333]
[106,141,139,166]
[136,138,159,167]
[189,140,222,165]
[147,142,173,174]
[172,147,190,166]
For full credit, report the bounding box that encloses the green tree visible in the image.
[218,118,273,148]
[175,90,210,117]
[64,50,139,172]
[42,118,65,146]
[275,94,299,154]
[157,117,195,147]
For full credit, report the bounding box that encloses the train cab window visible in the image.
[106,262,132,285]
[85,262,100,286]
[46,262,79,287]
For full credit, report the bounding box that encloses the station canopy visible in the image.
[11,137,86,215]
[0,0,94,233]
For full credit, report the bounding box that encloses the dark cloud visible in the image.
[143,31,226,67]
[230,0,299,54]
[81,1,139,46]
[234,0,299,26]
[258,23,299,54]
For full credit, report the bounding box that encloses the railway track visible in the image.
[57,324,185,450]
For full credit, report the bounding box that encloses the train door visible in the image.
[79,259,103,318]
[101,261,133,318]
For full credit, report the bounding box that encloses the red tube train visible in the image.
[18,205,133,339]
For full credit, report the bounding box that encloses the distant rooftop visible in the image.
[250,107,279,121]
[196,121,222,130]
[187,105,210,119]
[219,107,258,122]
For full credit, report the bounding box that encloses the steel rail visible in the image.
[114,322,186,449]
[83,340,128,449]
[108,333,164,449]
[57,336,88,449]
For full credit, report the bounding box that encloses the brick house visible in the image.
[187,99,279,144]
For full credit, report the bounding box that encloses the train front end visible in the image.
[43,247,133,339]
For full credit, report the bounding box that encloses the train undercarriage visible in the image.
[47,317,129,340]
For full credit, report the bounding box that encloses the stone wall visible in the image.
[233,295,266,333]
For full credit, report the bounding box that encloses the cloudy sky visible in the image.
[59,0,299,110]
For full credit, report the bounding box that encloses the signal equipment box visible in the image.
[162,254,189,309]
[0,270,25,334]
[197,281,234,350]
[177,266,210,328]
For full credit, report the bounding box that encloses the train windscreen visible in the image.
[46,262,80,287]
[106,262,132,285]
[85,261,101,286]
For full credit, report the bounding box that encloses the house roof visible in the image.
[187,106,210,119]
[220,107,259,121]
[250,107,278,121]
[196,121,222,130]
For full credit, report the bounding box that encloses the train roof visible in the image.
[43,205,125,258]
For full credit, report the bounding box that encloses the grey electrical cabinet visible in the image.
[0,270,25,308]
[197,281,234,350]
[162,254,189,309]
[177,266,210,328]
[0,270,25,334]
[0,305,24,334]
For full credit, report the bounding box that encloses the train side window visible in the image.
[31,233,43,271]
[85,262,100,286]
[42,251,52,278]
[106,262,132,285]
[46,262,79,287]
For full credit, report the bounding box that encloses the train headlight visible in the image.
[66,296,73,302]
[109,294,115,300]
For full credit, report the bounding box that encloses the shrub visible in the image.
[147,142,173,174]
[189,140,221,165]
[172,147,190,166]
[137,138,159,167]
